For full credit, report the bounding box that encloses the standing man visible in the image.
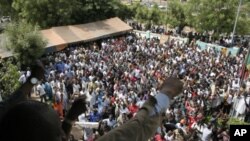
[37,81,46,103]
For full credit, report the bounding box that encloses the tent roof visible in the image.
[41,17,132,48]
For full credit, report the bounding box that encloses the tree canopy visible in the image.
[164,0,187,30]
[186,0,250,35]
[3,21,46,66]
[0,59,20,100]
[0,0,15,17]
[9,0,126,28]
[130,0,250,35]
[1,0,250,34]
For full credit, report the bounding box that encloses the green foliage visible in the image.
[0,0,16,18]
[204,116,249,128]
[186,0,250,35]
[114,2,134,20]
[149,5,163,25]
[227,118,250,125]
[134,4,164,27]
[3,21,46,66]
[135,4,149,23]
[165,0,187,28]
[9,0,127,28]
[0,59,20,100]
[12,0,74,28]
[3,0,250,35]
[130,0,250,35]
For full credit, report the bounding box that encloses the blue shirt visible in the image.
[151,92,170,116]
[89,112,101,122]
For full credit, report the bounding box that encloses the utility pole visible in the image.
[231,0,243,47]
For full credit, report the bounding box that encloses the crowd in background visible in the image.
[17,32,250,141]
[129,21,250,49]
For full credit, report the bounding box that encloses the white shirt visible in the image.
[73,83,80,93]
[236,96,249,114]
[136,100,145,108]
[232,80,240,90]
[85,91,92,102]
[118,93,126,100]
[176,123,186,134]
[201,127,212,141]
[120,107,129,114]
[90,92,96,107]
[37,84,46,96]
[164,134,174,141]
[55,90,62,100]
[191,122,206,133]
[82,80,88,90]
[78,114,88,122]
[227,95,233,105]
[26,70,31,77]
[19,74,26,84]
[103,118,116,128]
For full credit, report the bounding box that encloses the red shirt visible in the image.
[188,116,196,128]
[53,102,63,118]
[111,96,115,104]
[154,134,164,141]
[185,101,192,112]
[128,104,139,114]
[130,76,137,83]
[192,92,197,97]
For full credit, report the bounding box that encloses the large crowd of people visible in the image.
[129,20,250,49]
[17,31,250,141]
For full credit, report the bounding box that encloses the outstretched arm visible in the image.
[62,96,87,140]
[97,77,183,141]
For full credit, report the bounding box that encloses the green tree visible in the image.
[148,5,163,25]
[134,4,163,29]
[78,0,119,22]
[165,0,187,29]
[114,2,134,20]
[10,0,126,28]
[2,0,134,28]
[186,0,250,35]
[237,0,250,34]
[0,0,16,18]
[12,0,74,28]
[135,4,149,23]
[0,59,20,100]
[3,21,47,66]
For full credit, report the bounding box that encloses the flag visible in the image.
[241,48,250,82]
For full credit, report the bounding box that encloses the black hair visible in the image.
[0,100,63,141]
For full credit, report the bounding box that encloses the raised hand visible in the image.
[159,77,184,99]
